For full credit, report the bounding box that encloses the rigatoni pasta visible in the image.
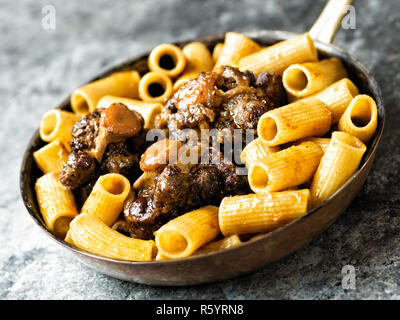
[138,71,173,103]
[213,32,260,70]
[70,71,140,114]
[248,141,323,193]
[35,172,78,238]
[155,206,219,259]
[257,97,332,146]
[81,173,131,226]
[240,137,280,168]
[148,43,186,78]
[33,140,69,174]
[219,189,310,236]
[298,137,331,153]
[282,58,348,97]
[39,109,81,150]
[338,94,378,143]
[310,131,367,207]
[69,213,156,261]
[238,33,318,75]
[313,78,359,123]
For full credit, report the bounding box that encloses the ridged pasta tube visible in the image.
[338,94,378,143]
[282,58,348,97]
[155,206,220,259]
[35,172,78,238]
[219,189,310,236]
[138,71,173,103]
[314,78,359,123]
[238,33,318,75]
[33,140,69,174]
[69,213,156,261]
[70,70,140,114]
[213,32,260,70]
[148,43,186,78]
[248,141,323,193]
[39,109,81,150]
[240,137,280,168]
[81,173,131,226]
[310,131,366,207]
[257,97,332,146]
[297,137,331,153]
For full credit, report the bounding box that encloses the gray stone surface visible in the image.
[0,0,399,299]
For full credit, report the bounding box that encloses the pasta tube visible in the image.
[298,137,331,153]
[213,32,260,70]
[39,109,81,150]
[138,71,173,103]
[81,173,131,226]
[35,172,78,238]
[238,33,318,75]
[97,95,161,129]
[338,94,378,143]
[257,97,332,146]
[240,137,280,168]
[69,213,156,261]
[33,140,69,174]
[173,42,213,90]
[248,141,323,193]
[219,189,310,236]
[212,42,224,63]
[194,235,242,256]
[282,58,348,97]
[314,78,359,123]
[70,70,140,114]
[148,43,186,78]
[154,206,220,259]
[310,131,366,207]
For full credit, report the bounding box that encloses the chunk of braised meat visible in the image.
[59,104,144,190]
[157,71,222,129]
[59,150,98,189]
[214,66,287,131]
[59,111,101,189]
[155,66,287,142]
[69,110,102,151]
[100,142,140,177]
[124,147,249,240]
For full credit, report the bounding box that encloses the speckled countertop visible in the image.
[1,0,399,299]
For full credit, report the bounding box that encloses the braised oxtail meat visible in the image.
[69,110,102,151]
[59,150,98,189]
[59,104,144,190]
[100,142,140,177]
[155,66,287,142]
[124,146,249,240]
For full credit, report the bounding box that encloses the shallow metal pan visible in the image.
[20,0,385,285]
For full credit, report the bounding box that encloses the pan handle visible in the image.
[309,0,354,43]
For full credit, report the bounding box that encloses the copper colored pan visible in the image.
[20,0,385,285]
